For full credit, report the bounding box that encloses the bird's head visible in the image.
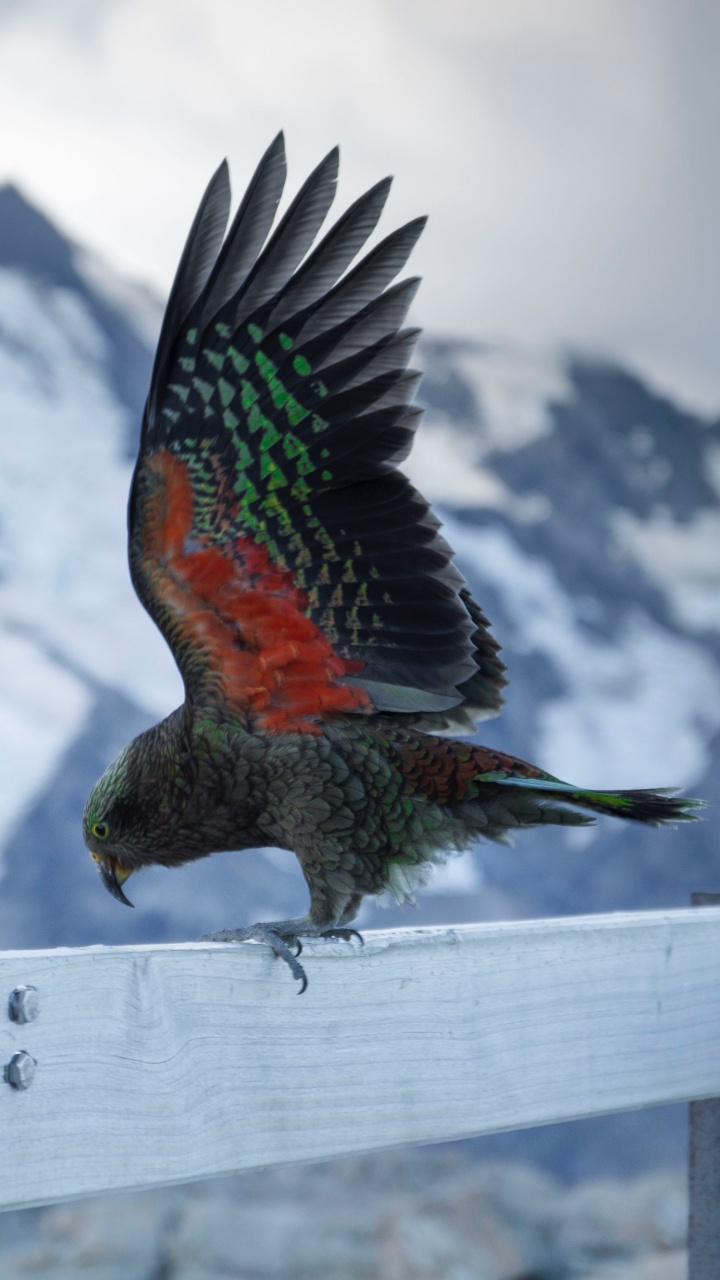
[83,746,137,907]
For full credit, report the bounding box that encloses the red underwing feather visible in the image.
[139,450,371,732]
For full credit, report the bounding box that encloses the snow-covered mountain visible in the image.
[0,186,718,1177]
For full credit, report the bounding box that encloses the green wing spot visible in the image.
[186,328,197,344]
[179,356,196,373]
[260,422,283,451]
[223,408,240,431]
[293,355,312,377]
[312,379,328,398]
[233,439,253,470]
[162,407,180,423]
[256,350,313,427]
[168,383,189,403]
[229,347,250,375]
[315,527,338,558]
[291,478,312,502]
[268,469,289,493]
[279,332,293,350]
[283,432,314,478]
[342,559,357,583]
[319,608,339,642]
[256,351,292,413]
[286,395,309,427]
[260,454,288,489]
[241,380,259,410]
[345,606,361,644]
[235,475,259,502]
[311,414,329,434]
[247,403,273,435]
[261,491,294,531]
[320,448,330,458]
[247,323,263,344]
[192,377,214,405]
[255,350,278,381]
[321,469,333,482]
[283,432,303,459]
[204,349,225,372]
[215,322,231,339]
[218,377,236,408]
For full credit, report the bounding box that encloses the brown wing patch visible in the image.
[139,450,371,732]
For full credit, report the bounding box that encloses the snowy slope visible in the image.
[0,261,180,851]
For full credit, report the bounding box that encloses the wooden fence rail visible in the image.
[2,906,720,1212]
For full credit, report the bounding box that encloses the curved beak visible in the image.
[98,858,134,907]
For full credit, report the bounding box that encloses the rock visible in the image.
[584,1249,687,1279]
[0,1149,689,1279]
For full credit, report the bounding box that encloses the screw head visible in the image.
[8,986,39,1025]
[5,1051,36,1090]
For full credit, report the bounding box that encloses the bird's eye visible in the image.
[91,821,110,840]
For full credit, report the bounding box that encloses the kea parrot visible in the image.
[83,135,700,990]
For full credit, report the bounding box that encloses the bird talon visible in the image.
[251,929,308,991]
[321,927,364,946]
[198,926,308,991]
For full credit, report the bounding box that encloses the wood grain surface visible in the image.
[1,909,719,1210]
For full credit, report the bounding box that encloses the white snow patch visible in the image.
[404,420,514,508]
[0,268,182,845]
[0,268,181,713]
[0,630,90,852]
[613,507,720,632]
[444,514,720,789]
[405,342,570,513]
[455,343,574,452]
[73,248,163,347]
[405,418,552,521]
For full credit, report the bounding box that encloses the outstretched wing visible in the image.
[129,133,506,734]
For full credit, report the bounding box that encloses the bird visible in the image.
[83,134,700,990]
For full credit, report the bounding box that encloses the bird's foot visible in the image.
[199,920,363,992]
[320,927,364,945]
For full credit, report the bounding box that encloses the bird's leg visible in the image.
[199,912,362,993]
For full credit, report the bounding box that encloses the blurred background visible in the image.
[0,1,718,1276]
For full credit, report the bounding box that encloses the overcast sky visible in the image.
[1,0,719,415]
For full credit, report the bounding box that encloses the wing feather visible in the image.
[129,142,506,733]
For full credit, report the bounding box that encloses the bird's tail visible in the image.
[474,766,704,827]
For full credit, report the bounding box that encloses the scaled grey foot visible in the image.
[199,917,363,993]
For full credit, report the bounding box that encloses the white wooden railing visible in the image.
[3,906,720,1273]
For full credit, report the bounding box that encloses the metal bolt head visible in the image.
[8,986,38,1025]
[5,1051,36,1090]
